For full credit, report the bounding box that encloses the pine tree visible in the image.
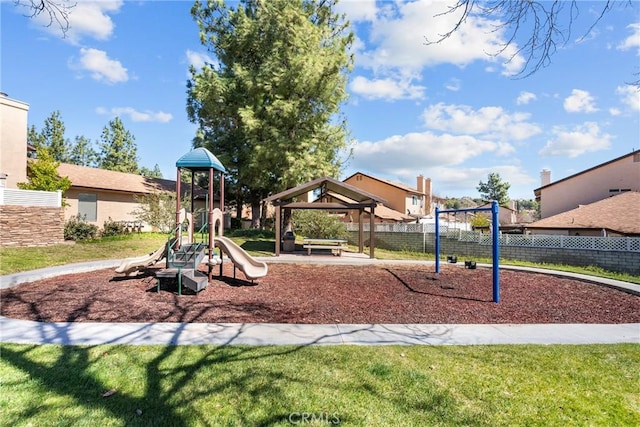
[41,110,70,162]
[68,135,98,167]
[187,0,353,225]
[477,173,510,206]
[97,117,139,173]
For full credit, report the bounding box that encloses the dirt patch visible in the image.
[1,263,638,324]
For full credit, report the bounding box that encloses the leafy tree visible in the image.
[68,135,98,167]
[427,0,638,85]
[17,146,71,193]
[187,0,354,227]
[131,192,176,233]
[470,213,490,229]
[97,117,139,173]
[140,164,163,178]
[477,172,510,206]
[292,209,348,240]
[444,198,460,210]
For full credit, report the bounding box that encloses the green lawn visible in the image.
[1,344,638,426]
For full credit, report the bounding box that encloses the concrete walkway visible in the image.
[1,256,639,346]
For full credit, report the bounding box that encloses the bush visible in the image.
[291,210,348,239]
[101,217,127,237]
[64,215,99,241]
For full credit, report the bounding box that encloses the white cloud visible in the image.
[421,164,536,198]
[609,107,622,116]
[96,106,172,123]
[617,23,640,55]
[539,122,612,158]
[73,48,128,84]
[516,91,537,105]
[616,85,640,111]
[349,75,425,101]
[354,0,524,77]
[421,103,541,142]
[26,0,123,44]
[445,78,461,92]
[186,49,216,71]
[335,0,377,22]
[563,89,598,113]
[350,131,499,176]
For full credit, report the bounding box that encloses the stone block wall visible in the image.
[349,231,640,276]
[0,205,65,247]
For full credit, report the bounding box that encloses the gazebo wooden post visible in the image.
[274,205,281,256]
[369,204,375,258]
[358,208,364,253]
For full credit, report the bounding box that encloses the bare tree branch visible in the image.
[14,0,76,37]
[425,0,638,86]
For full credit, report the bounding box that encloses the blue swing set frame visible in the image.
[434,200,500,303]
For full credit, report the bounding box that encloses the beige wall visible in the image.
[0,95,29,189]
[65,188,150,229]
[345,174,425,216]
[540,153,640,218]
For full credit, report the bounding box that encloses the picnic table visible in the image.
[302,238,348,256]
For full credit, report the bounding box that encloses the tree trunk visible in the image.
[251,201,261,228]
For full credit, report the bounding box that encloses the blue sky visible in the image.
[2,1,639,200]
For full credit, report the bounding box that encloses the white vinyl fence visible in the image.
[345,222,640,253]
[0,188,62,207]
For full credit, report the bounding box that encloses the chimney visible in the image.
[417,175,424,193]
[540,169,551,186]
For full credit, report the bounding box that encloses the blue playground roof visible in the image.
[176,147,226,173]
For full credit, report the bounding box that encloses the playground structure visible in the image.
[115,147,267,293]
[435,200,500,303]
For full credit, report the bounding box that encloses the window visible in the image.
[78,193,97,222]
[412,196,418,205]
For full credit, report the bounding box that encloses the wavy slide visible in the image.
[115,244,167,276]
[214,236,268,280]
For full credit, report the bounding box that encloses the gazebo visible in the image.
[263,176,386,258]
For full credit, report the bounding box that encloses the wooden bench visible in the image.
[302,238,348,256]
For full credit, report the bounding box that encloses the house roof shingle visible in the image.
[57,163,176,194]
[343,171,423,195]
[526,191,640,235]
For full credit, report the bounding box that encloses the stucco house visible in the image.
[0,93,30,188]
[57,163,176,230]
[476,201,518,225]
[315,191,415,223]
[526,191,640,237]
[343,172,434,219]
[534,150,640,218]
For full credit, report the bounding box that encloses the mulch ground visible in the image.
[1,263,638,324]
